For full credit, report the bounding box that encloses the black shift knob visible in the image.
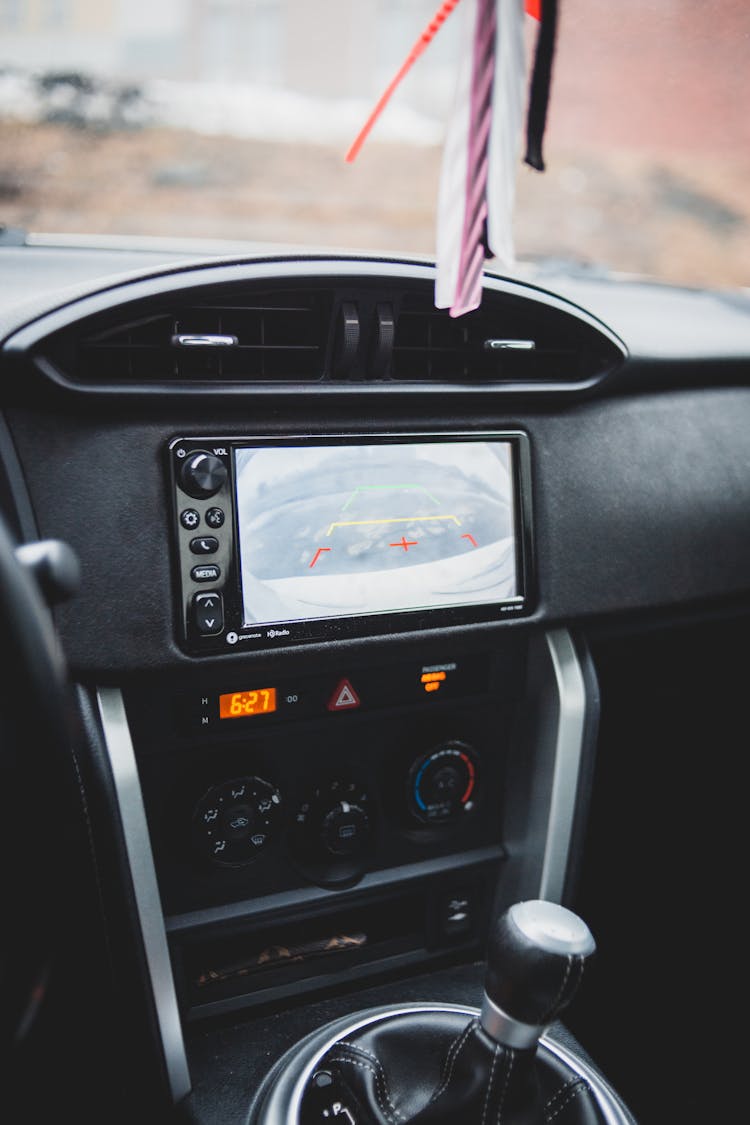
[481,900,596,1048]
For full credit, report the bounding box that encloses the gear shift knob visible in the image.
[480,899,596,1049]
[274,899,633,1125]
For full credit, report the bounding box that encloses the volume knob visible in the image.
[180,451,228,499]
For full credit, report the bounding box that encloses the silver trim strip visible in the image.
[96,687,191,1103]
[539,629,587,902]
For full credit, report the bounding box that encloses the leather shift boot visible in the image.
[323,1010,608,1125]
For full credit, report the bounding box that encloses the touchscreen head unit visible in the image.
[169,433,532,654]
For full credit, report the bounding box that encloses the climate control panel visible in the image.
[131,644,523,917]
[188,744,483,880]
[181,736,486,904]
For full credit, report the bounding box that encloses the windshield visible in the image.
[1,0,747,289]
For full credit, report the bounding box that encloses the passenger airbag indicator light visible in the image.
[421,671,447,693]
[219,688,277,718]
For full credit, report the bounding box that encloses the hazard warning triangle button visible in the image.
[326,678,361,712]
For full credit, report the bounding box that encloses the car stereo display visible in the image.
[234,439,521,628]
[170,433,531,652]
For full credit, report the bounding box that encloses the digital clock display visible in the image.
[219,688,277,719]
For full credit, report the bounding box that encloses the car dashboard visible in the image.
[1,243,748,1124]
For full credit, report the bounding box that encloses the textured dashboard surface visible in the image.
[4,384,748,674]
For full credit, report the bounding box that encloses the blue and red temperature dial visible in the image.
[408,742,479,824]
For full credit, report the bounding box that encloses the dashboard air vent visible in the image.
[28,264,626,396]
[391,291,621,383]
[62,289,331,384]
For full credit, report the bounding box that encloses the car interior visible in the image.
[1,3,748,1124]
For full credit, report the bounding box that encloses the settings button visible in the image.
[192,591,223,635]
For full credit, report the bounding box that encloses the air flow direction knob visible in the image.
[193,775,282,867]
[180,451,228,499]
[292,779,372,886]
[320,800,370,857]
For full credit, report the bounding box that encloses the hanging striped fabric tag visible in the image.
[452,0,497,316]
[436,0,527,317]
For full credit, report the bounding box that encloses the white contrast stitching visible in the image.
[339,1041,393,1074]
[496,1048,514,1125]
[545,1078,584,1112]
[481,1044,500,1125]
[329,1050,403,1123]
[430,1017,477,1104]
[540,955,575,1024]
[545,1080,588,1121]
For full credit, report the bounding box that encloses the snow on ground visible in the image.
[0,67,444,147]
[148,79,443,146]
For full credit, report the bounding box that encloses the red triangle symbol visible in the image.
[326,678,361,711]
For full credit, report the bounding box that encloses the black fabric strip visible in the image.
[524,0,559,172]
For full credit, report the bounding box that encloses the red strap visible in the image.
[345,0,463,163]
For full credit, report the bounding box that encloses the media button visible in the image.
[191,563,221,583]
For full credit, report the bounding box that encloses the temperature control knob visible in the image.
[180,451,228,499]
[193,775,282,867]
[408,741,479,825]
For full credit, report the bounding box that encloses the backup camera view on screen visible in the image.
[234,441,519,626]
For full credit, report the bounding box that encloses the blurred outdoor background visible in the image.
[1,0,749,288]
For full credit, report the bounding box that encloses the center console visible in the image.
[98,429,539,1024]
[88,425,611,1120]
